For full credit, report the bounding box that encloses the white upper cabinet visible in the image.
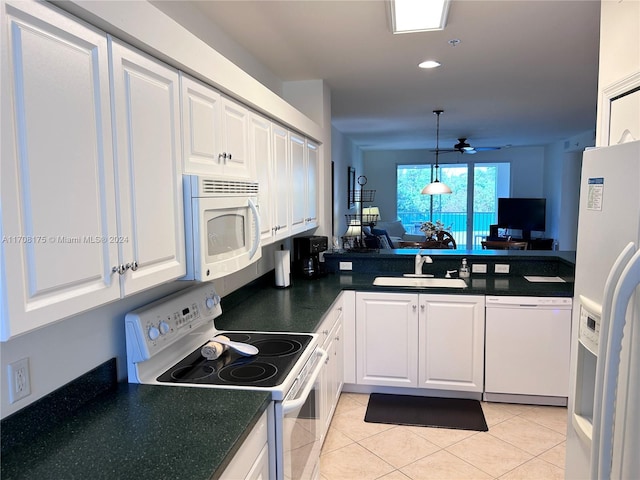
[1,0,119,340]
[180,75,253,179]
[252,116,293,244]
[305,140,319,228]
[109,38,186,296]
[180,74,223,175]
[289,132,306,233]
[220,95,251,178]
[271,124,291,241]
[289,132,318,234]
[249,113,274,241]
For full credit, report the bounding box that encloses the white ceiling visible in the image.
[185,0,600,152]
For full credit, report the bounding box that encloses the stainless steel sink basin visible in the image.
[373,277,467,288]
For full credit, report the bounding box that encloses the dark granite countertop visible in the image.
[1,380,270,480]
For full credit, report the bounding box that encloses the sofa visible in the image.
[371,220,425,248]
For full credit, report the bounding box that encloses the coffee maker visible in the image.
[293,236,328,278]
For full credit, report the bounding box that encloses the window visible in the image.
[397,162,510,249]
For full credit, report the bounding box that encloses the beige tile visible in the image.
[538,441,566,469]
[401,450,493,480]
[329,407,395,442]
[378,471,412,480]
[481,402,519,426]
[343,392,371,405]
[321,427,354,454]
[335,393,369,416]
[320,443,395,480]
[446,433,533,477]
[406,425,478,448]
[489,416,565,456]
[359,426,441,468]
[519,405,568,434]
[499,457,564,480]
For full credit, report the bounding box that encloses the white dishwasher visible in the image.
[484,296,572,406]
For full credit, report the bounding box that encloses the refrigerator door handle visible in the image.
[591,242,636,478]
[597,246,640,480]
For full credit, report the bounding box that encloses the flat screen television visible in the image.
[497,198,546,239]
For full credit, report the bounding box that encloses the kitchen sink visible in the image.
[373,277,467,288]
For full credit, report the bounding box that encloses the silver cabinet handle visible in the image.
[412,304,417,311]
[112,264,130,275]
[130,261,139,271]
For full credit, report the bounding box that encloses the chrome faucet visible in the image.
[414,251,433,275]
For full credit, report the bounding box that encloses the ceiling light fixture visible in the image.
[421,109,452,195]
[418,60,441,69]
[389,0,451,34]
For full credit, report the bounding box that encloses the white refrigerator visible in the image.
[566,140,640,479]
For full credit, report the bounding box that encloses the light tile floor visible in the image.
[320,393,567,480]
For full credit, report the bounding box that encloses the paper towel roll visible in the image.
[274,249,290,288]
[201,335,230,360]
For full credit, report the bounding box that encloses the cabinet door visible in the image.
[109,39,185,296]
[305,140,319,228]
[221,96,251,179]
[418,294,485,392]
[272,125,290,240]
[1,0,119,339]
[356,292,418,387]
[289,132,306,233]
[249,113,274,242]
[180,74,223,175]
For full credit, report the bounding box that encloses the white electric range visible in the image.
[125,284,326,479]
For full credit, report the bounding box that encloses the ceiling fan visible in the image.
[452,138,501,155]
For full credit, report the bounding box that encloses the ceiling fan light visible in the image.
[421,180,452,195]
[418,60,441,69]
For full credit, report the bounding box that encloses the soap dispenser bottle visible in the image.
[459,258,470,278]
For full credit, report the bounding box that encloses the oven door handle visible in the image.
[282,348,327,415]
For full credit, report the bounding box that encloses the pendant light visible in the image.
[421,109,452,195]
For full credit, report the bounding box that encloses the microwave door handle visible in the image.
[597,246,640,480]
[282,349,327,415]
[247,198,261,260]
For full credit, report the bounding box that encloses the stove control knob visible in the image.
[158,321,170,336]
[148,326,160,341]
[205,295,220,310]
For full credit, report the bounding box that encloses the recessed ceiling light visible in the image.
[389,0,451,34]
[418,60,441,69]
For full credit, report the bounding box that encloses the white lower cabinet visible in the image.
[418,294,485,392]
[221,408,271,480]
[355,292,485,393]
[317,293,345,440]
[356,292,419,387]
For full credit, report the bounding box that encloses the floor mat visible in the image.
[364,393,488,431]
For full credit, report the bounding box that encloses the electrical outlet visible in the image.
[339,261,352,271]
[495,264,510,274]
[472,263,487,274]
[8,358,31,403]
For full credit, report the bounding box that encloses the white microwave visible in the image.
[183,175,261,281]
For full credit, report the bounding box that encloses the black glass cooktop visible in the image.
[156,332,313,388]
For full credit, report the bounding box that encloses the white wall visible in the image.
[331,127,363,240]
[595,0,640,145]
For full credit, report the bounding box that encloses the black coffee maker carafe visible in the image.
[293,236,328,278]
